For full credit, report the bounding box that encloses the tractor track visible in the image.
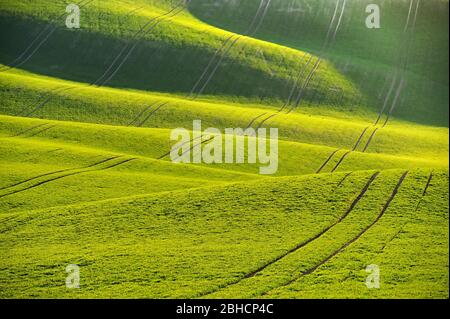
[249,0,346,130]
[316,148,341,174]
[197,171,380,298]
[0,0,95,73]
[415,171,434,211]
[129,0,271,129]
[331,150,351,173]
[260,171,409,296]
[97,2,190,87]
[17,2,187,118]
[93,0,189,87]
[362,128,378,152]
[314,0,421,172]
[23,125,57,138]
[137,102,169,127]
[9,123,49,137]
[352,127,370,151]
[0,157,136,199]
[0,156,123,192]
[336,172,352,189]
[191,0,272,99]
[244,53,312,130]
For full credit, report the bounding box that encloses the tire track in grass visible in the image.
[188,34,236,98]
[359,0,420,145]
[0,0,94,73]
[374,72,398,126]
[335,172,352,189]
[288,0,347,113]
[158,135,204,160]
[127,101,161,127]
[187,0,267,99]
[153,0,273,153]
[191,0,272,99]
[127,0,270,128]
[315,1,421,172]
[92,1,189,86]
[316,149,341,174]
[98,2,191,87]
[327,123,370,173]
[247,0,341,129]
[23,124,57,138]
[244,53,312,130]
[18,2,187,117]
[322,125,370,174]
[352,127,370,151]
[0,155,122,192]
[9,123,49,137]
[250,0,347,131]
[14,86,64,117]
[330,150,351,173]
[362,128,378,153]
[262,171,409,296]
[415,170,434,211]
[136,102,169,127]
[0,157,136,199]
[198,171,380,298]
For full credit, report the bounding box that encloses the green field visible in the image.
[0,0,448,299]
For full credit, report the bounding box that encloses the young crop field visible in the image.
[0,0,448,299]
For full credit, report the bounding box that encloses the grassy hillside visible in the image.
[1,169,448,298]
[190,0,450,126]
[0,0,448,299]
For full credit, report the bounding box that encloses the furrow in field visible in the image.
[262,171,409,297]
[0,156,135,199]
[198,171,380,298]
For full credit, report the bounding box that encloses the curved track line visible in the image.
[197,171,380,298]
[1,0,94,73]
[99,3,190,86]
[285,0,345,114]
[24,125,57,138]
[0,156,123,192]
[17,86,76,117]
[246,53,312,129]
[158,134,203,160]
[261,171,409,296]
[0,157,136,199]
[9,123,49,137]
[362,128,378,153]
[193,0,272,98]
[137,102,168,127]
[188,0,266,98]
[383,77,405,127]
[93,1,188,86]
[316,148,341,174]
[336,172,352,189]
[374,73,397,125]
[331,150,351,173]
[352,126,369,151]
[127,102,160,127]
[415,171,433,211]
[0,0,93,72]
[16,2,185,117]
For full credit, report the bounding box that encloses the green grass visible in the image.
[0,0,448,299]
[190,0,450,126]
[0,169,447,298]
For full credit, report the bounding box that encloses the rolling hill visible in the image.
[0,0,448,299]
